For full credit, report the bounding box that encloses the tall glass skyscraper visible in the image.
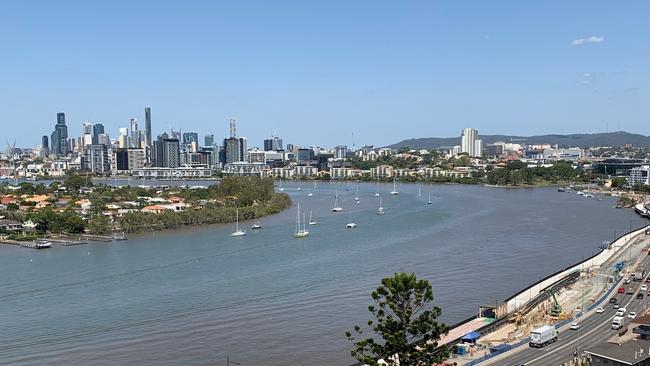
[50,112,69,156]
[144,107,152,147]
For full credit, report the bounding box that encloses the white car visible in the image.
[628,312,637,319]
[596,306,605,313]
[570,322,580,330]
[642,284,648,291]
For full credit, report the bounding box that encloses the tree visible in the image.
[346,272,450,366]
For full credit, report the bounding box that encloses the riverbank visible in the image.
[116,192,292,234]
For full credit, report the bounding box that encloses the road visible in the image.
[481,253,650,365]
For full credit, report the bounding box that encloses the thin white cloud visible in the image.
[571,35,605,46]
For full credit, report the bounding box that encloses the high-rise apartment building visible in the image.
[152,133,181,168]
[144,107,152,147]
[461,128,483,157]
[82,144,110,173]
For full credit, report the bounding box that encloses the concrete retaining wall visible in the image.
[505,224,649,313]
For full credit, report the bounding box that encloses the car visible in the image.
[614,304,621,309]
[617,307,627,316]
[628,312,637,319]
[647,291,650,296]
[642,284,648,291]
[570,322,580,330]
[596,306,605,313]
[638,293,645,299]
[645,276,650,283]
[627,288,635,295]
[625,278,631,284]
[610,297,618,303]
[618,287,626,294]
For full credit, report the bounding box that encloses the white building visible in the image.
[461,128,482,157]
[629,165,650,186]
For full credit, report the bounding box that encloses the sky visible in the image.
[1,0,649,148]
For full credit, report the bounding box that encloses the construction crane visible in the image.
[545,289,563,317]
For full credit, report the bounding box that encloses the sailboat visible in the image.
[354,185,360,204]
[427,192,432,205]
[278,178,284,191]
[308,210,317,225]
[331,192,343,212]
[377,196,385,215]
[231,208,246,237]
[390,177,399,195]
[294,204,310,238]
[346,205,357,228]
[418,185,422,197]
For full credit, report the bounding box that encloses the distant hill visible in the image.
[387,131,650,150]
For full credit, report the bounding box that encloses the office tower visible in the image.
[41,135,49,156]
[461,128,482,157]
[129,118,143,148]
[182,132,199,145]
[204,134,214,147]
[298,148,315,162]
[221,118,247,164]
[152,133,180,168]
[50,112,69,156]
[82,122,93,146]
[263,136,283,151]
[222,137,247,164]
[92,123,105,145]
[144,107,152,147]
[118,128,129,149]
[335,145,348,159]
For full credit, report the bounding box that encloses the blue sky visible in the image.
[1,1,649,148]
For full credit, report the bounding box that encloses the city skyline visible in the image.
[2,1,650,147]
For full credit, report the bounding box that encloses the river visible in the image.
[0,182,647,365]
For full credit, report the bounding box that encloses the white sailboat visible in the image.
[346,206,357,229]
[418,185,422,197]
[294,204,309,238]
[427,192,432,205]
[390,177,399,195]
[231,208,246,237]
[354,185,360,203]
[308,210,317,225]
[377,196,385,215]
[278,178,284,191]
[331,192,343,212]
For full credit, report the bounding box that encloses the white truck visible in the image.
[529,325,558,348]
[612,316,625,330]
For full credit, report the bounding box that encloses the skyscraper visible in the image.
[92,123,105,145]
[152,133,181,168]
[263,136,283,151]
[221,119,247,164]
[41,135,49,156]
[50,112,69,156]
[144,107,152,147]
[182,132,199,145]
[461,128,482,157]
[204,134,214,147]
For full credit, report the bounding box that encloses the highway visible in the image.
[481,252,650,365]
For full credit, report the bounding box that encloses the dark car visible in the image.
[638,293,644,299]
[610,297,618,303]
